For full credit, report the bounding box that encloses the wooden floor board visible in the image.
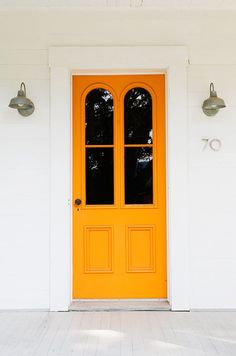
[0,311,235,355]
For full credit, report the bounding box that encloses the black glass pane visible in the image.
[125,147,153,204]
[86,88,113,145]
[86,148,114,205]
[124,88,152,144]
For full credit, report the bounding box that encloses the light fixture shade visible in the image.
[202,83,226,116]
[9,95,34,110]
[9,82,35,116]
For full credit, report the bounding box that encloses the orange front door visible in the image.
[73,75,166,299]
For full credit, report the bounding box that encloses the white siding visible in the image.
[0,62,50,309]
[0,9,236,309]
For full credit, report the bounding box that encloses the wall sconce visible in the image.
[9,82,35,117]
[202,82,226,116]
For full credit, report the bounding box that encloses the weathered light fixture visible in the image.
[9,82,35,117]
[202,82,226,116]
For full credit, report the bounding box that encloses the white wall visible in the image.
[0,8,236,309]
[0,52,50,308]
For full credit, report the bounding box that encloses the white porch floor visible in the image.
[0,311,235,356]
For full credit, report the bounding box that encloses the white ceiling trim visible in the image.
[1,0,236,9]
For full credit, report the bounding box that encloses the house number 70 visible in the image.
[202,138,222,151]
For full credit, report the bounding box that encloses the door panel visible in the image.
[84,226,113,273]
[73,75,166,298]
[126,225,155,272]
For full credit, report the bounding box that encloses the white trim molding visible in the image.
[49,46,189,311]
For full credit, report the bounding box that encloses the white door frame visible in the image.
[49,46,189,311]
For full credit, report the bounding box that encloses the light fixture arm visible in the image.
[20,82,26,96]
[209,82,217,97]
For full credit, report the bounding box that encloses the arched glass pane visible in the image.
[85,88,113,145]
[124,87,152,144]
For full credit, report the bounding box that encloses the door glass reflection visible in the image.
[124,87,152,144]
[86,148,114,205]
[125,147,153,204]
[86,88,114,145]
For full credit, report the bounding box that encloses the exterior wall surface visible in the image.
[0,9,236,309]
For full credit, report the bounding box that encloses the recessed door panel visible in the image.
[84,226,113,273]
[126,225,155,273]
[73,75,166,298]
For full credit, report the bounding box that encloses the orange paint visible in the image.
[73,75,167,298]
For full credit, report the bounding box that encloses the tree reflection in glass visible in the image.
[86,88,114,145]
[86,148,114,205]
[124,88,152,144]
[125,147,153,204]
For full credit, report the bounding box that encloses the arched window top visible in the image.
[124,87,152,144]
[85,88,114,145]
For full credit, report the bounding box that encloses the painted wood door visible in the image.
[73,75,166,299]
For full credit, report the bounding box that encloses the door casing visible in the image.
[49,46,189,311]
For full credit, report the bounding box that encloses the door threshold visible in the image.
[69,299,170,312]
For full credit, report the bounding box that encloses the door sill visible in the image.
[69,299,170,311]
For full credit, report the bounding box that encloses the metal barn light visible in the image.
[202,82,226,117]
[9,82,35,117]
